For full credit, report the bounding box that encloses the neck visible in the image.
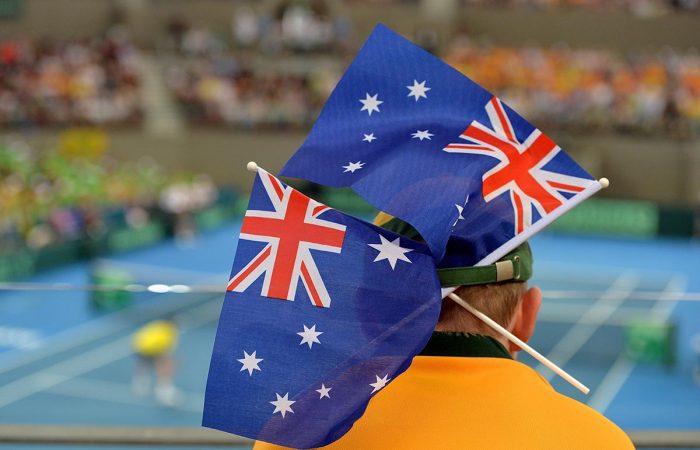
[421,332,512,359]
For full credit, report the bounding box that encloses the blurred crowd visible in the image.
[446,44,700,135]
[1,0,698,135]
[165,30,700,134]
[162,1,348,128]
[0,27,142,128]
[164,57,339,129]
[0,140,217,252]
[166,1,351,56]
[460,0,700,13]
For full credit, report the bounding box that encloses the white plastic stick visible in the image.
[246,161,259,172]
[447,292,590,394]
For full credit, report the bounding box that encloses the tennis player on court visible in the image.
[132,318,182,406]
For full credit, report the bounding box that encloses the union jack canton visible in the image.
[227,170,345,307]
[444,96,593,235]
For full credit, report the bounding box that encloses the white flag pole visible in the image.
[246,161,260,172]
[447,292,590,395]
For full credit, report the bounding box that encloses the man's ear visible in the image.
[508,286,542,354]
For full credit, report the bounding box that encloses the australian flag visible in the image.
[282,24,600,264]
[202,169,441,448]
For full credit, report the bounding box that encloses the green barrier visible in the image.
[321,188,377,216]
[624,319,676,365]
[33,240,81,272]
[0,242,81,281]
[548,199,659,237]
[81,232,109,259]
[0,0,22,18]
[233,196,250,217]
[89,266,133,310]
[658,205,695,237]
[0,249,35,281]
[313,190,698,239]
[107,222,166,253]
[195,204,236,231]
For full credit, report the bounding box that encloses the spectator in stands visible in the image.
[159,174,217,244]
[0,141,218,253]
[232,7,262,48]
[166,15,190,51]
[0,32,141,127]
[182,25,224,57]
[256,214,634,449]
[445,44,699,134]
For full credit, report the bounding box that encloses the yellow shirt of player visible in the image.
[133,320,178,357]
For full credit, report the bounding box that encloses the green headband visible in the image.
[377,216,533,287]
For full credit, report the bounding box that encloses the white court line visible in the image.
[38,374,204,414]
[587,357,635,411]
[536,271,639,381]
[649,276,687,322]
[0,336,135,409]
[536,259,686,279]
[0,290,218,376]
[534,262,689,289]
[96,259,228,282]
[538,304,649,327]
[588,275,687,413]
[0,298,220,410]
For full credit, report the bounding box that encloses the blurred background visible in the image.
[0,0,698,448]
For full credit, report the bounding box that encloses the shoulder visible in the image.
[500,361,634,449]
[397,356,635,449]
[540,395,633,448]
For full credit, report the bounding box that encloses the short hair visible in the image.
[437,282,526,337]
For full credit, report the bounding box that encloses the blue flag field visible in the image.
[282,24,599,264]
[202,169,441,448]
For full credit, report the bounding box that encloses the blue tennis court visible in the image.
[0,221,698,439]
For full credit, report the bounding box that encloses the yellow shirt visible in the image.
[255,348,633,449]
[132,320,178,357]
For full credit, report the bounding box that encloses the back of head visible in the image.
[373,211,532,339]
[437,281,526,336]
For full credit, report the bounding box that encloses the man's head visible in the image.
[436,282,542,356]
[436,241,542,357]
[374,212,542,356]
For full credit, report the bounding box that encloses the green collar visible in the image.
[420,332,512,359]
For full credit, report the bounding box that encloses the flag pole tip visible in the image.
[598,177,610,189]
[246,161,259,172]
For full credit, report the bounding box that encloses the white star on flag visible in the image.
[406,80,430,101]
[297,324,323,349]
[343,161,365,173]
[270,392,295,418]
[453,195,469,226]
[316,384,332,399]
[368,234,413,270]
[411,130,433,141]
[363,133,377,143]
[370,374,390,394]
[237,350,263,376]
[359,93,383,116]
